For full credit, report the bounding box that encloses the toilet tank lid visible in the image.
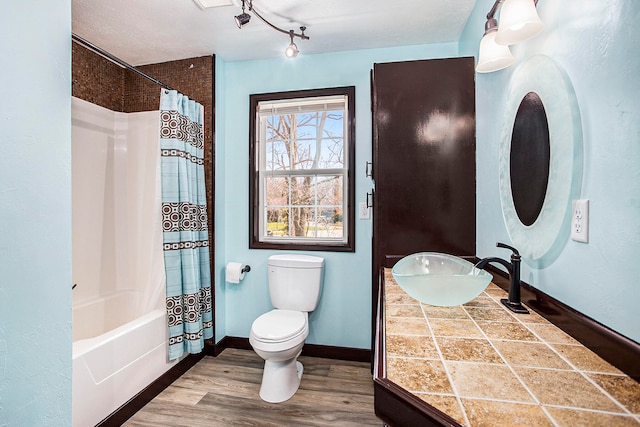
[268,254,324,268]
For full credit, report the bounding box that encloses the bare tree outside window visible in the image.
[265,110,344,238]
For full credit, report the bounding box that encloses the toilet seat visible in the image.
[251,309,307,342]
[250,310,308,352]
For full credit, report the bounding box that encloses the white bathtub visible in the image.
[72,98,176,426]
[72,301,178,427]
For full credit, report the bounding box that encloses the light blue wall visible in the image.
[215,42,459,348]
[0,2,72,426]
[461,0,640,342]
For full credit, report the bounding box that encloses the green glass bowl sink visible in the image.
[391,253,492,306]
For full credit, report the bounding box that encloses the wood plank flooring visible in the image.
[124,348,382,426]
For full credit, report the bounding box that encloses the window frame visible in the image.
[249,86,356,252]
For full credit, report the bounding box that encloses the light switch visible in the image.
[359,202,370,220]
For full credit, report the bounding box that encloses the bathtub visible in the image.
[72,98,176,426]
[72,298,178,427]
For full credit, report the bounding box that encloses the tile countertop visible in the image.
[383,269,640,427]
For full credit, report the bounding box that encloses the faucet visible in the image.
[475,242,529,314]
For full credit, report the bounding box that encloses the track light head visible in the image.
[285,30,299,58]
[235,0,251,28]
[234,12,251,28]
[285,42,299,58]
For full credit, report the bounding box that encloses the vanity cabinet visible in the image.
[370,57,477,345]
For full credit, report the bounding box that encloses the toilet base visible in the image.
[259,358,304,403]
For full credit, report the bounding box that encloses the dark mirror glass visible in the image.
[510,92,550,226]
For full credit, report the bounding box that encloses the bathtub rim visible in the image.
[73,308,166,359]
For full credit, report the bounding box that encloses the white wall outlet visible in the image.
[359,201,370,220]
[571,199,589,243]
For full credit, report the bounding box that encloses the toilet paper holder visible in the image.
[241,265,251,273]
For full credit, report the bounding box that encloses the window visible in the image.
[249,87,355,251]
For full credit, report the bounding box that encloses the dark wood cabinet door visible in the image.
[372,57,476,270]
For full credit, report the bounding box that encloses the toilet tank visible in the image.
[267,254,324,312]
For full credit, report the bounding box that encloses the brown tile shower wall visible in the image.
[72,44,215,280]
[72,43,125,112]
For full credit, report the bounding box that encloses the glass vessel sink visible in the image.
[391,253,492,306]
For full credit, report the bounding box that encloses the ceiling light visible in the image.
[476,18,515,73]
[234,0,251,28]
[235,12,251,28]
[233,0,309,58]
[285,31,299,58]
[495,0,544,45]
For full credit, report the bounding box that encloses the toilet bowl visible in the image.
[249,310,309,403]
[249,254,324,403]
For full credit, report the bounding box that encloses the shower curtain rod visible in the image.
[72,33,174,91]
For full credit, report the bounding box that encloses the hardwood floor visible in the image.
[124,348,382,426]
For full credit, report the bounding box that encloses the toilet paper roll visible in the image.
[226,262,246,284]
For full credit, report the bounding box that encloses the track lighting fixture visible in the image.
[234,12,251,28]
[476,0,543,73]
[284,30,300,58]
[233,0,309,58]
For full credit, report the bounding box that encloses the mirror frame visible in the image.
[499,55,583,264]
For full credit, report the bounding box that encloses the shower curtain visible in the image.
[159,89,212,360]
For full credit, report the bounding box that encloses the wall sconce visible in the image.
[476,0,543,73]
[234,0,309,58]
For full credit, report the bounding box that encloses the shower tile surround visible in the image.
[383,269,640,426]
[72,43,215,278]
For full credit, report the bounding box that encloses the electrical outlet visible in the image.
[359,202,370,220]
[571,199,589,243]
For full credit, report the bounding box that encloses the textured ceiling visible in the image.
[72,0,477,65]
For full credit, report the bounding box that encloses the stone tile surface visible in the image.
[429,319,484,338]
[385,316,430,336]
[462,399,554,427]
[421,305,469,319]
[515,367,622,411]
[386,335,439,359]
[416,394,465,425]
[385,304,424,318]
[526,323,580,344]
[383,271,640,427]
[544,407,640,427]
[465,306,518,322]
[491,340,571,369]
[587,373,640,414]
[476,320,539,342]
[386,292,419,305]
[437,337,503,363]
[447,362,534,402]
[386,358,452,394]
[552,344,624,374]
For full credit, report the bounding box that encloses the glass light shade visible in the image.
[495,0,544,45]
[476,30,515,73]
[285,42,299,58]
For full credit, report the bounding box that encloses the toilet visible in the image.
[249,254,324,403]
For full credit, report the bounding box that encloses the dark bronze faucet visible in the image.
[475,242,529,314]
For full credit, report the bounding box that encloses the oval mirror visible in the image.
[510,91,550,226]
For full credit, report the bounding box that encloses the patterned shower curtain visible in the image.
[159,89,212,361]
